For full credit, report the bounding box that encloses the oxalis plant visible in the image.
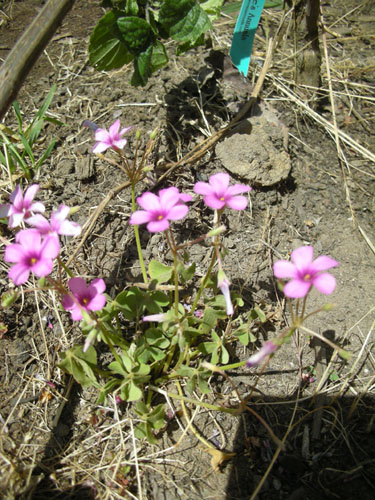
[1,119,350,447]
[89,0,224,86]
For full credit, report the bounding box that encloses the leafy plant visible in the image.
[89,0,224,86]
[0,85,60,180]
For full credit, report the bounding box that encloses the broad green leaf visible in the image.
[159,0,212,44]
[115,287,145,319]
[58,346,97,387]
[178,262,196,283]
[149,260,173,283]
[128,381,143,401]
[145,328,170,348]
[117,16,154,55]
[150,40,168,71]
[199,307,220,334]
[89,11,134,71]
[144,290,169,314]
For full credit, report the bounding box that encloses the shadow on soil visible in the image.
[29,381,94,500]
[224,391,375,500]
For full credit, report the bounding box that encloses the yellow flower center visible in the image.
[304,273,311,281]
[82,298,88,305]
[30,257,37,265]
[158,215,164,220]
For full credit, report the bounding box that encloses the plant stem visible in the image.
[131,182,148,284]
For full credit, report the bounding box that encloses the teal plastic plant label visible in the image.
[230,0,265,78]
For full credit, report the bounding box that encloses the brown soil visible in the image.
[1,1,375,499]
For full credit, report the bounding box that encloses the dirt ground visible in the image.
[1,1,375,499]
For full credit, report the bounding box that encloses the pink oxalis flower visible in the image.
[92,119,133,153]
[273,246,339,299]
[5,229,60,285]
[194,172,251,211]
[246,340,278,367]
[62,277,106,321]
[27,204,81,238]
[129,186,192,233]
[0,184,45,228]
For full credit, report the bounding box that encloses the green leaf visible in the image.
[150,40,168,71]
[117,16,154,55]
[199,307,220,334]
[128,380,143,401]
[114,287,145,320]
[35,138,56,171]
[200,0,224,21]
[145,328,170,348]
[12,101,23,133]
[1,291,19,308]
[89,11,134,71]
[144,290,169,314]
[159,0,212,44]
[149,260,173,283]
[27,85,56,145]
[178,261,196,283]
[249,305,267,323]
[58,346,97,387]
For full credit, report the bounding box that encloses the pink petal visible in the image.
[119,126,133,136]
[23,184,39,206]
[283,279,311,298]
[88,294,106,312]
[312,273,336,295]
[273,260,297,279]
[17,229,41,248]
[203,195,225,210]
[58,220,81,236]
[41,235,60,259]
[159,187,180,211]
[137,192,160,212]
[9,263,30,285]
[179,193,193,203]
[194,181,213,196]
[94,129,110,142]
[29,201,45,213]
[129,210,153,225]
[226,195,248,210]
[210,172,229,192]
[4,243,25,263]
[310,255,339,273]
[62,294,75,310]
[10,185,22,204]
[91,278,106,294]
[32,258,53,278]
[166,204,189,221]
[108,119,120,137]
[70,306,83,321]
[291,246,314,270]
[93,142,110,153]
[68,277,87,295]
[26,214,50,233]
[147,219,170,232]
[9,212,25,228]
[53,205,70,221]
[113,138,127,149]
[227,184,252,196]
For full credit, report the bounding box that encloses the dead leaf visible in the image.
[205,447,236,473]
